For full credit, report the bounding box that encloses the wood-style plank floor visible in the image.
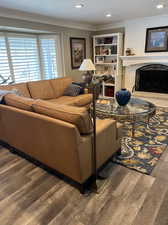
[0,146,168,225]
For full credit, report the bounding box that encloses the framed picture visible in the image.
[145,26,168,52]
[70,37,86,69]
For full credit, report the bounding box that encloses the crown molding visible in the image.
[94,21,125,31]
[0,7,96,31]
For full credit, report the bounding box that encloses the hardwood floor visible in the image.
[0,146,168,225]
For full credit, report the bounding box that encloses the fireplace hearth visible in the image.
[135,64,168,94]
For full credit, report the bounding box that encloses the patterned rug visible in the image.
[112,107,168,175]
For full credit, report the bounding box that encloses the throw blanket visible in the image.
[0,89,20,103]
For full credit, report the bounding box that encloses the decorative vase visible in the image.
[115,88,131,106]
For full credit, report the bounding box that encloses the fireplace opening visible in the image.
[135,64,168,94]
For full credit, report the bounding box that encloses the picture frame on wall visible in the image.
[145,26,168,52]
[70,37,86,69]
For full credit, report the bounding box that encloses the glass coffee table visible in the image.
[92,97,156,137]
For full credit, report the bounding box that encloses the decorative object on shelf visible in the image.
[79,59,96,86]
[108,48,111,55]
[70,37,86,69]
[145,26,168,52]
[115,88,131,106]
[96,56,104,63]
[111,45,117,54]
[125,48,131,56]
[125,48,135,56]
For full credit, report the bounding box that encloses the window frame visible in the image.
[0,32,63,83]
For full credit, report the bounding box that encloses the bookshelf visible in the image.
[93,33,123,97]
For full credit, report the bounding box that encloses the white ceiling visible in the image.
[0,0,168,26]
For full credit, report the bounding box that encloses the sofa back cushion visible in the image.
[50,77,72,98]
[32,100,93,134]
[28,80,55,99]
[0,83,31,98]
[4,93,35,111]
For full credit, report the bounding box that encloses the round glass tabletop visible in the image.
[92,97,156,119]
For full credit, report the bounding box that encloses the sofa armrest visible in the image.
[78,118,121,182]
[69,94,92,107]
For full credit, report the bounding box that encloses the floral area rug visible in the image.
[112,107,168,175]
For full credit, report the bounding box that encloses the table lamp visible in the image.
[79,59,96,86]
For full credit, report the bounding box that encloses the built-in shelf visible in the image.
[95,43,117,46]
[120,55,168,67]
[95,63,117,65]
[95,54,117,57]
[93,33,123,97]
[104,83,115,86]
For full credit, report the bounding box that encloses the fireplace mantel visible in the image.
[120,55,168,67]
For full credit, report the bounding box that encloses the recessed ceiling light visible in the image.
[75,4,84,8]
[156,4,164,9]
[106,13,112,17]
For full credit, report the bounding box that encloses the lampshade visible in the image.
[79,59,96,71]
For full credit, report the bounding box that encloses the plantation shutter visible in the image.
[40,38,58,79]
[8,35,40,83]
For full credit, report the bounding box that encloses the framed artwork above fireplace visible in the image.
[145,26,168,53]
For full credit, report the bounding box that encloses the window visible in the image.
[0,33,63,84]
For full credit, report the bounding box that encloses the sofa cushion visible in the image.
[50,77,72,98]
[28,80,55,99]
[0,83,31,98]
[47,94,92,107]
[4,94,35,111]
[32,100,93,134]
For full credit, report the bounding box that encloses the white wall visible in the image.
[124,15,168,56]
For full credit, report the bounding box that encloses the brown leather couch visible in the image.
[0,77,122,189]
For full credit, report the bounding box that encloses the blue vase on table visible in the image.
[115,88,131,106]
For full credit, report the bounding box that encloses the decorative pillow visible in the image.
[4,94,35,111]
[72,82,85,94]
[32,100,93,134]
[64,84,82,97]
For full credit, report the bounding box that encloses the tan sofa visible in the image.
[0,77,122,191]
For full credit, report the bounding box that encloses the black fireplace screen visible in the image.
[135,64,168,94]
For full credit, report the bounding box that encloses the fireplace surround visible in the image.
[135,64,168,94]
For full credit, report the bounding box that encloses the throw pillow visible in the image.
[72,82,85,94]
[64,84,81,96]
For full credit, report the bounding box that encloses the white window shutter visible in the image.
[40,38,58,80]
[8,36,41,83]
